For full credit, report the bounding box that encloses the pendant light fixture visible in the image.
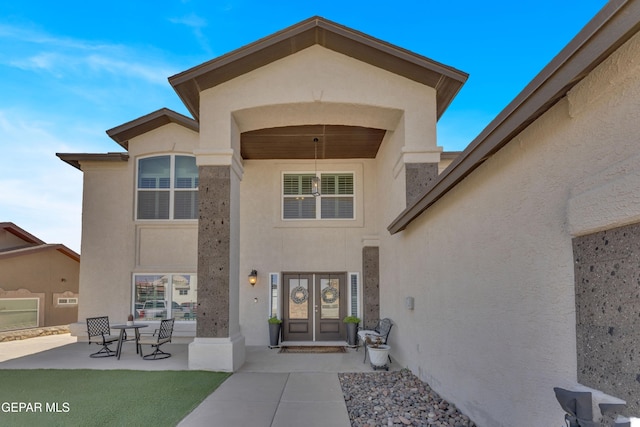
[311,137,321,197]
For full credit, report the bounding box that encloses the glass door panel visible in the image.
[282,274,313,341]
[288,278,309,319]
[319,278,340,319]
[314,273,346,341]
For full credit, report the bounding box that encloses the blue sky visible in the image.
[0,0,607,252]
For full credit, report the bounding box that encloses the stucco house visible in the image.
[0,222,80,331]
[58,2,640,425]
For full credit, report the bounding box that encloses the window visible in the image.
[348,273,360,318]
[269,273,280,319]
[0,298,39,331]
[133,274,197,322]
[57,298,78,305]
[137,155,198,220]
[283,173,354,220]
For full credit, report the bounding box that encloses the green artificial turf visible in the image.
[0,369,230,427]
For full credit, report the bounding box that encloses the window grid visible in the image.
[137,155,198,220]
[282,172,354,220]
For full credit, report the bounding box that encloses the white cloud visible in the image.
[168,13,211,54]
[0,24,178,86]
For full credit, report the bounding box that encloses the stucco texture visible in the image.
[378,31,640,426]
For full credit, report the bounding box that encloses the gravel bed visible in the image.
[0,325,70,342]
[339,369,476,427]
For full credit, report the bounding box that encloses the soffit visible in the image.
[241,125,386,159]
[169,16,468,121]
[106,108,199,150]
[56,153,129,171]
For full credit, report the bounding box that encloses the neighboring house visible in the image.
[58,3,640,426]
[0,222,80,331]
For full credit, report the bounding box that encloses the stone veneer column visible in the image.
[197,165,230,337]
[405,163,438,206]
[188,164,245,372]
[362,246,380,329]
[574,222,640,414]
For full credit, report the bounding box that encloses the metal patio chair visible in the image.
[138,318,174,360]
[357,317,393,364]
[86,316,119,358]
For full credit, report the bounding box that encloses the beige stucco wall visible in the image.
[0,230,28,250]
[378,31,640,427]
[0,250,79,327]
[238,158,378,344]
[200,45,437,155]
[196,45,439,345]
[76,123,199,335]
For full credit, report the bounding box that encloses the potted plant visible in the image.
[343,316,360,347]
[366,335,390,370]
[268,317,282,348]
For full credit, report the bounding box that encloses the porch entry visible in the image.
[282,272,347,342]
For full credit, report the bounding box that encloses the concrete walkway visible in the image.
[0,334,397,426]
[178,372,350,427]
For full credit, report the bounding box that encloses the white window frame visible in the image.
[348,272,361,319]
[281,171,355,221]
[136,154,198,221]
[132,273,197,322]
[57,297,78,305]
[268,273,281,319]
[0,298,39,331]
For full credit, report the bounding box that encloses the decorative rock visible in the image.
[339,370,476,427]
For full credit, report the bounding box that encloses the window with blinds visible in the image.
[137,155,198,220]
[282,173,354,220]
[349,273,360,317]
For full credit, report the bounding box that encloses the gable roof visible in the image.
[106,108,199,150]
[0,222,80,262]
[0,222,44,245]
[388,0,640,234]
[169,16,468,121]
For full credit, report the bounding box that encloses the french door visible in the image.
[282,272,346,342]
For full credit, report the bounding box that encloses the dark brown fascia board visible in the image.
[106,108,199,150]
[0,222,45,245]
[440,151,462,160]
[169,16,468,121]
[0,244,80,262]
[56,152,129,171]
[388,0,640,235]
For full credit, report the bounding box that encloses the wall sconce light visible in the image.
[248,269,258,286]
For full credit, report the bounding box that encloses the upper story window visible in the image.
[137,155,198,220]
[283,173,354,220]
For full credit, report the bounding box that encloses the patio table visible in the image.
[112,324,148,360]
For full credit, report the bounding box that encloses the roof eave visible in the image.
[0,222,45,245]
[388,0,640,235]
[0,244,80,262]
[106,108,199,149]
[169,16,468,121]
[56,152,129,171]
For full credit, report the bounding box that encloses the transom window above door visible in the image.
[282,173,354,220]
[137,155,198,220]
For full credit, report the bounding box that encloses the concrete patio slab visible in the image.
[0,335,400,426]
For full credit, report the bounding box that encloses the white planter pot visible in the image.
[368,344,390,368]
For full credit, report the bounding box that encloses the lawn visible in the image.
[0,369,230,427]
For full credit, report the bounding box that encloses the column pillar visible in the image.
[362,246,380,329]
[188,155,245,372]
[405,163,438,206]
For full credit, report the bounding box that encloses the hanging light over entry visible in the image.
[311,137,321,197]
